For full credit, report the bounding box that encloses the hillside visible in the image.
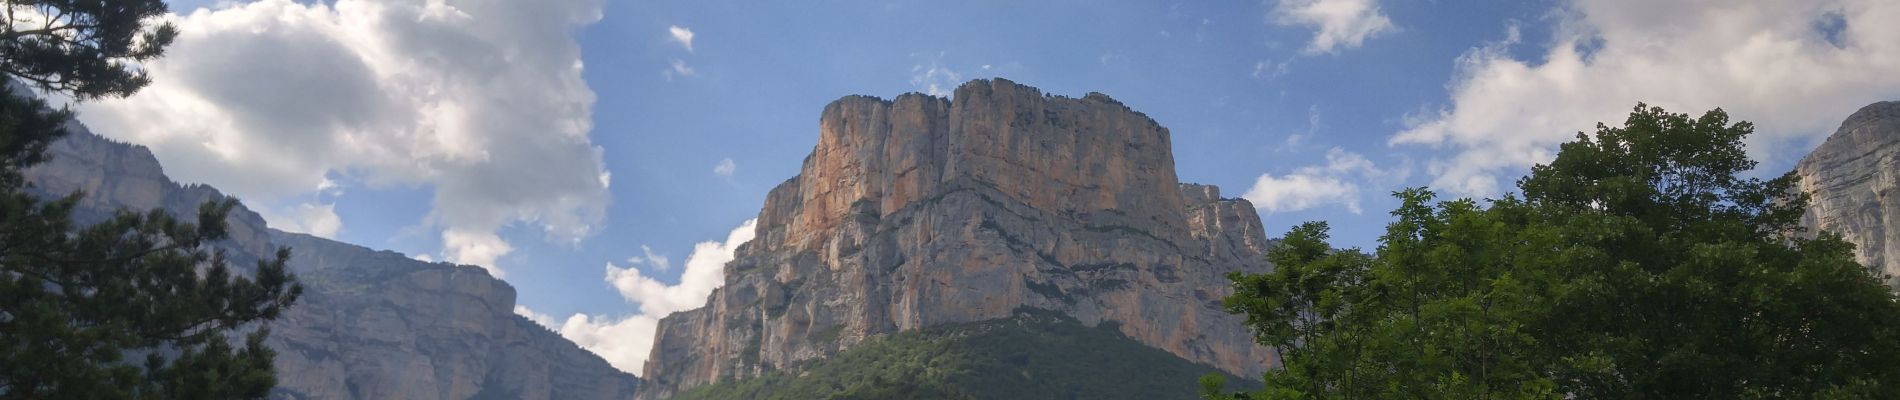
[23,122,639,400]
[673,309,1257,400]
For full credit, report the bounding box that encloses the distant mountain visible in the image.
[1796,101,1900,286]
[637,79,1277,399]
[24,122,638,399]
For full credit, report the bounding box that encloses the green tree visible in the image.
[1,0,178,99]
[1206,104,1900,399]
[0,0,303,398]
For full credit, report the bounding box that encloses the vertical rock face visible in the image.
[1797,101,1900,285]
[639,79,1276,399]
[24,126,639,399]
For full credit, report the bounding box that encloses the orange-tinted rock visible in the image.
[639,79,1276,399]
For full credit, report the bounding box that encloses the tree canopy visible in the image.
[1207,104,1900,399]
[0,0,302,398]
[1,0,177,99]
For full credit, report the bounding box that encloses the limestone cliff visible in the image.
[638,79,1276,399]
[24,123,639,399]
[1797,101,1900,286]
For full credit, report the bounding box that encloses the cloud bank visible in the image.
[518,219,758,375]
[75,0,611,275]
[1395,0,1900,197]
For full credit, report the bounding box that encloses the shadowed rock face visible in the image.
[638,79,1277,399]
[25,124,638,400]
[1798,101,1900,286]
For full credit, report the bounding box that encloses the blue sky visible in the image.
[85,0,1900,373]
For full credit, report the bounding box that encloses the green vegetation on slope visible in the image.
[674,310,1257,400]
[1207,104,1900,399]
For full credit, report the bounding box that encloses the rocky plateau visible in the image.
[637,79,1279,399]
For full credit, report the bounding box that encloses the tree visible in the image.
[1205,104,1900,399]
[0,0,302,398]
[1,0,178,99]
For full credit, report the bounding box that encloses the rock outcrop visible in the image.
[24,123,639,399]
[1797,101,1900,286]
[638,79,1276,399]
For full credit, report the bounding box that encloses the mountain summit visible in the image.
[1798,101,1900,286]
[639,79,1277,398]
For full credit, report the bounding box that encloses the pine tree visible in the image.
[0,1,303,398]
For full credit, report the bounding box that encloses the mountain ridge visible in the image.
[1797,100,1900,286]
[23,121,640,400]
[637,79,1278,399]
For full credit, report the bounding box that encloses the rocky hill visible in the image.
[1796,101,1900,286]
[637,79,1277,399]
[24,123,639,399]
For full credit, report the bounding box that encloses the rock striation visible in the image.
[1797,101,1900,286]
[638,79,1276,399]
[24,124,639,399]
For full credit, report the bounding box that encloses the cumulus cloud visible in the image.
[606,219,755,317]
[1244,147,1405,214]
[520,219,757,375]
[442,230,514,277]
[74,0,610,275]
[668,25,695,52]
[1271,0,1396,54]
[545,313,661,376]
[713,158,736,177]
[262,202,343,239]
[1395,0,1900,197]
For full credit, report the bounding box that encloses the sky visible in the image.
[72,0,1900,375]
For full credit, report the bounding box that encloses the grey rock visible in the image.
[1797,101,1900,286]
[637,79,1276,399]
[23,124,639,399]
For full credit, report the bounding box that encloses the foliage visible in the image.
[676,311,1257,400]
[0,0,302,398]
[1,0,178,99]
[1206,104,1900,399]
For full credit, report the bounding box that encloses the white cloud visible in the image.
[515,304,558,328]
[909,52,962,97]
[1252,59,1292,80]
[443,230,514,277]
[1244,173,1362,214]
[264,202,343,239]
[548,313,661,376]
[626,245,671,271]
[1271,0,1396,54]
[607,219,755,317]
[664,58,696,80]
[523,219,757,375]
[74,0,610,275]
[1395,0,1900,197]
[1244,147,1405,214]
[668,25,695,52]
[713,158,736,177]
